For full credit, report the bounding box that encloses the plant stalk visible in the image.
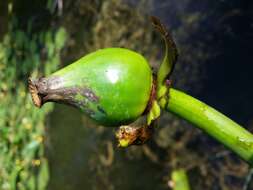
[167,88,253,165]
[170,169,191,190]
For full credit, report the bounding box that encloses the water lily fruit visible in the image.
[29,48,153,126]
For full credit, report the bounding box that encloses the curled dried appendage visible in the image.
[150,16,178,66]
[150,16,178,105]
[28,78,42,108]
[115,125,153,147]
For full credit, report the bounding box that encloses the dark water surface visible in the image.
[47,105,163,190]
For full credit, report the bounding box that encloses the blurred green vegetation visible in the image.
[0,1,67,189]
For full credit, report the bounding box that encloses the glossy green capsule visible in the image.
[29,48,153,126]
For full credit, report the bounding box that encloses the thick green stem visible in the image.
[167,88,253,165]
[171,169,191,190]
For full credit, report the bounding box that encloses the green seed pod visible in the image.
[29,48,153,126]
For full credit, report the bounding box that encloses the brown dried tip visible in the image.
[28,78,42,108]
[150,16,178,65]
[115,125,153,147]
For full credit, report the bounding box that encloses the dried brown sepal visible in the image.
[150,16,178,75]
[115,125,153,147]
[143,78,157,114]
[28,78,42,108]
[150,16,178,62]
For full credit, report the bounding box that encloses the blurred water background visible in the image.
[1,0,253,189]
